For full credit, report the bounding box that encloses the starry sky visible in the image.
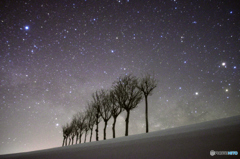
[0,0,239,155]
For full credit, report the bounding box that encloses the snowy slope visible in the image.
[1,115,240,159]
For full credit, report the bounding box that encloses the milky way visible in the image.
[0,0,239,154]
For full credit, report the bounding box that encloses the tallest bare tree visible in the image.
[137,74,157,133]
[113,74,143,136]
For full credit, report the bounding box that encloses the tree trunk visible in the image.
[84,131,87,143]
[125,110,130,136]
[95,114,99,141]
[103,121,108,140]
[95,126,99,141]
[75,133,79,144]
[71,136,74,145]
[89,128,93,142]
[145,95,149,133]
[79,134,82,144]
[68,138,71,145]
[62,137,65,147]
[65,138,68,146]
[112,117,117,138]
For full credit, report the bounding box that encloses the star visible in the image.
[25,26,29,30]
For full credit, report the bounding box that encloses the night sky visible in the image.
[0,0,239,155]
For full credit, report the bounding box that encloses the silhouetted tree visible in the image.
[92,91,102,141]
[86,102,96,142]
[113,74,143,136]
[83,111,90,143]
[109,89,123,138]
[137,74,157,133]
[72,114,79,144]
[62,125,67,146]
[63,123,72,146]
[68,124,73,145]
[64,123,72,146]
[76,112,87,144]
[99,89,112,140]
[70,117,77,145]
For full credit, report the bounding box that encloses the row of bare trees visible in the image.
[62,74,157,146]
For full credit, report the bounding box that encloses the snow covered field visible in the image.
[1,115,239,159]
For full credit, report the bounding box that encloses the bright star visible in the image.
[25,26,29,30]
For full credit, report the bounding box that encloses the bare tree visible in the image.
[86,102,96,142]
[92,91,102,141]
[64,123,72,146]
[68,124,73,145]
[63,123,72,146]
[98,89,112,140]
[83,111,90,143]
[76,112,86,144]
[113,74,143,136]
[70,117,77,145]
[109,89,123,138]
[72,114,79,144]
[137,74,157,133]
[62,125,67,146]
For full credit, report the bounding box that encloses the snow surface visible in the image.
[1,115,240,159]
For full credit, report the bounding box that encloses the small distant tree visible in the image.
[113,74,143,136]
[76,112,86,144]
[92,91,102,141]
[86,102,96,142]
[137,74,157,133]
[70,117,77,145]
[62,125,67,146]
[72,114,79,144]
[83,111,90,143]
[68,126,72,145]
[65,123,72,146]
[109,89,123,138]
[99,89,112,140]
